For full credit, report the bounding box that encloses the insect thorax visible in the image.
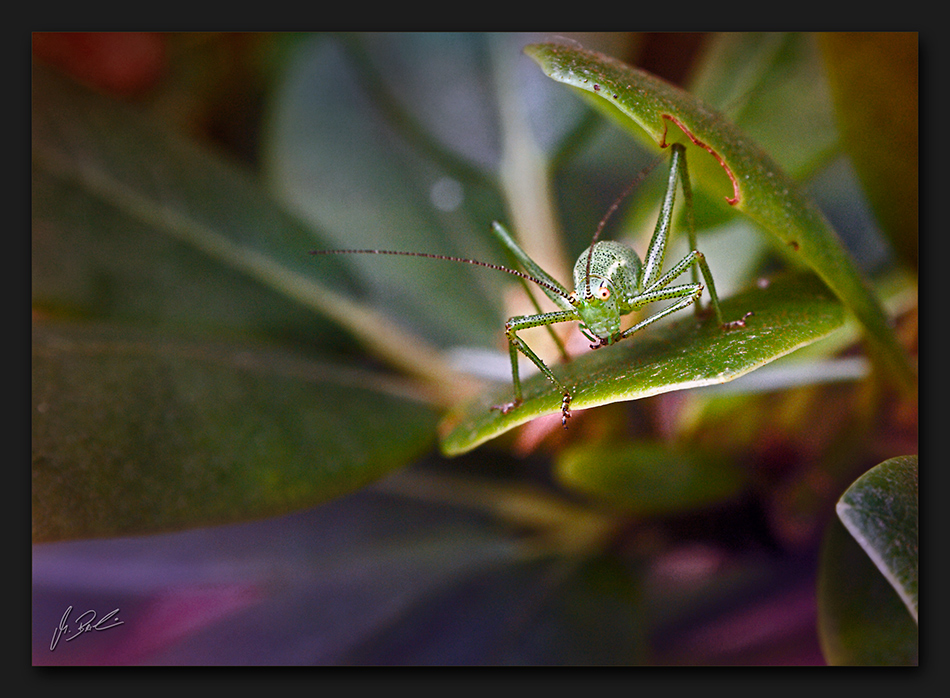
[572,240,642,302]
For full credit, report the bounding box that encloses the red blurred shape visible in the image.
[32,32,166,95]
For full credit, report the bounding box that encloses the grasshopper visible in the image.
[311,143,750,427]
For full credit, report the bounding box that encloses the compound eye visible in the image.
[596,285,611,300]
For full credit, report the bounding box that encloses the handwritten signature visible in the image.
[50,606,124,651]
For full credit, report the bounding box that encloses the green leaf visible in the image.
[524,41,915,398]
[440,272,844,455]
[32,63,342,344]
[32,59,459,400]
[32,321,437,542]
[556,442,748,516]
[817,516,918,665]
[262,34,509,350]
[836,455,918,622]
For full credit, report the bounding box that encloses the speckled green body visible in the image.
[571,241,643,340]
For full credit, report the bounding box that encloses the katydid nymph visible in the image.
[310,142,750,428]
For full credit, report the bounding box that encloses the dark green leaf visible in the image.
[837,455,918,621]
[32,321,437,542]
[557,442,749,516]
[32,59,457,392]
[440,272,844,455]
[32,62,345,346]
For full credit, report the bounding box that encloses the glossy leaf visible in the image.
[440,272,844,455]
[32,321,437,542]
[818,516,917,665]
[524,41,915,397]
[836,455,918,621]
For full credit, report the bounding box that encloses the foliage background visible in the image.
[32,32,917,665]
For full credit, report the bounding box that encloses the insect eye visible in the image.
[597,286,611,300]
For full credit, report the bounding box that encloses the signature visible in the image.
[50,605,124,651]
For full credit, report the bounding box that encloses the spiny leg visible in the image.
[618,283,703,341]
[491,221,575,363]
[681,249,751,329]
[643,249,725,326]
[491,309,578,427]
[641,143,687,292]
[645,143,750,330]
[692,251,752,329]
[517,278,572,363]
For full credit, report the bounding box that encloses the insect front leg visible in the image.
[618,283,704,341]
[491,309,578,427]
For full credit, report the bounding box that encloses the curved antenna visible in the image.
[309,249,573,303]
[584,155,664,299]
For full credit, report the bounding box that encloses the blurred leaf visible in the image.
[525,41,915,398]
[32,59,459,397]
[32,61,343,344]
[817,516,917,665]
[262,34,510,349]
[32,321,437,542]
[557,442,748,516]
[836,455,918,621]
[819,33,918,271]
[690,32,839,180]
[440,272,844,455]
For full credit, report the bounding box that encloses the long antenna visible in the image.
[584,155,664,299]
[309,248,573,303]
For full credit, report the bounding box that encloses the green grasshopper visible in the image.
[311,143,750,428]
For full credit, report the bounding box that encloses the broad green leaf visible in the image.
[32,156,344,349]
[819,33,918,271]
[32,62,343,345]
[836,455,918,622]
[32,60,460,399]
[818,516,917,665]
[524,41,915,398]
[440,272,844,455]
[32,321,437,542]
[262,33,510,349]
[557,442,748,516]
